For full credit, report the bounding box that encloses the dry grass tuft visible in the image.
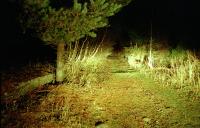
[63,39,111,87]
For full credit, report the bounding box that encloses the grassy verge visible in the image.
[125,40,200,100]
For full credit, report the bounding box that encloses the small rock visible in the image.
[95,121,109,128]
[143,117,151,123]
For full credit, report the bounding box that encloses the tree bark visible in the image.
[56,42,65,82]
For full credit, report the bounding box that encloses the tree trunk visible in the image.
[56,42,65,82]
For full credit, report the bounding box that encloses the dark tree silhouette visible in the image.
[19,0,132,82]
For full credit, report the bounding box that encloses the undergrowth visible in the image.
[126,40,200,100]
[63,39,111,87]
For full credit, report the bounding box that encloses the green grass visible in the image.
[125,41,200,100]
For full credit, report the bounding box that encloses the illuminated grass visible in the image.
[126,41,200,99]
[63,39,112,87]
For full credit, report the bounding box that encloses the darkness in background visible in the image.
[1,0,56,71]
[1,0,199,70]
[110,0,199,49]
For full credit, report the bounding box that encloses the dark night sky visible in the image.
[110,0,199,48]
[1,0,199,70]
[2,0,199,46]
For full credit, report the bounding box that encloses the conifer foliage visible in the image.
[20,0,131,82]
[20,0,131,44]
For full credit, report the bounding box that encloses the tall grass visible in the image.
[125,44,148,69]
[126,41,200,99]
[63,39,111,87]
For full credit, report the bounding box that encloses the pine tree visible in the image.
[19,0,132,82]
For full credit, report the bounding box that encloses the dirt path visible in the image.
[16,68,199,128]
[87,71,199,128]
[83,52,200,128]
[35,49,200,128]
[38,54,199,128]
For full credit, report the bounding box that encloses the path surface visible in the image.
[86,51,200,128]
[20,64,200,128]
[89,72,199,128]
